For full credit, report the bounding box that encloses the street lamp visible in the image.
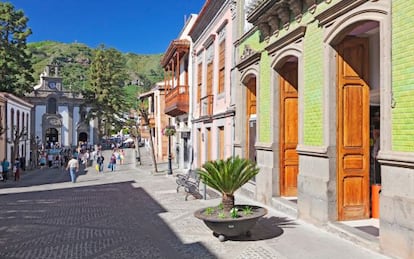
[168,118,173,175]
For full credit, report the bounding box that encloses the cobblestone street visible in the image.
[0,149,391,259]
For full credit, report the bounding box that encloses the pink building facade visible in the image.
[189,0,235,168]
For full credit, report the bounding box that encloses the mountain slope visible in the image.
[27,41,164,95]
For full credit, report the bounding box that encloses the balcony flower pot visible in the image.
[162,125,176,136]
[194,156,266,241]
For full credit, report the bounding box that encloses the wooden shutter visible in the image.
[207,62,213,96]
[218,126,225,159]
[197,63,202,103]
[218,40,225,93]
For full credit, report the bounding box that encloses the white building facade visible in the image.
[0,93,33,167]
[25,64,99,149]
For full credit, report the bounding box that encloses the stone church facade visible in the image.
[25,64,99,149]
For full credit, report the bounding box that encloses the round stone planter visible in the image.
[194,205,267,241]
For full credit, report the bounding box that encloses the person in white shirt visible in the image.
[66,155,79,183]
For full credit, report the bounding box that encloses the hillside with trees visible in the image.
[28,41,164,101]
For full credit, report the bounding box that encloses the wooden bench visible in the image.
[176,169,201,201]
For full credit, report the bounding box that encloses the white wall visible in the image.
[35,105,46,140]
[59,106,69,146]
[6,98,32,165]
[72,106,80,146]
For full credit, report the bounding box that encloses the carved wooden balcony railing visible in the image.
[165,85,189,117]
[200,95,214,117]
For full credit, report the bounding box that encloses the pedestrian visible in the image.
[66,155,79,183]
[109,152,116,172]
[96,153,104,173]
[14,157,21,181]
[119,149,125,165]
[1,158,9,182]
[47,153,53,168]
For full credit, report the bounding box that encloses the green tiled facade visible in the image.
[392,0,414,151]
[258,53,272,143]
[238,31,273,143]
[303,23,324,146]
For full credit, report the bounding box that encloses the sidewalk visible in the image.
[130,167,390,259]
[0,149,392,258]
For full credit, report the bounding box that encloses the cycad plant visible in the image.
[196,156,259,212]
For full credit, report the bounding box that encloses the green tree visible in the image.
[82,45,128,137]
[0,2,34,95]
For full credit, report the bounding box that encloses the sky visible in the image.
[8,0,206,54]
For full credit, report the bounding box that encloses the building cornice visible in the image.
[236,46,262,71]
[189,0,227,42]
[315,0,368,26]
[265,26,306,55]
[0,92,33,108]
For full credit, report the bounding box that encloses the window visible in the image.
[22,113,25,132]
[218,126,225,159]
[207,62,213,96]
[80,111,86,120]
[26,114,29,135]
[197,63,202,103]
[10,108,14,139]
[218,40,225,94]
[47,98,57,114]
[17,111,20,134]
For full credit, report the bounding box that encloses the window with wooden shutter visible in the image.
[207,61,213,95]
[197,63,202,103]
[218,40,225,94]
[218,126,225,159]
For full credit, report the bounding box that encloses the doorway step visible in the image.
[269,197,381,254]
[326,219,380,253]
[270,197,298,219]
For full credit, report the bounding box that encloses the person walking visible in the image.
[47,153,53,168]
[96,153,104,173]
[1,158,9,182]
[120,149,125,165]
[66,155,79,183]
[109,152,116,172]
[13,157,21,181]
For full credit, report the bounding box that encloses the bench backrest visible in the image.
[188,169,200,184]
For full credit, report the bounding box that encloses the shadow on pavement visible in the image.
[226,216,297,242]
[0,181,215,258]
[0,164,89,189]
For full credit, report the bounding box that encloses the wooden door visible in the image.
[246,77,256,160]
[206,128,212,162]
[337,37,370,220]
[197,129,202,166]
[279,62,298,196]
[218,126,225,159]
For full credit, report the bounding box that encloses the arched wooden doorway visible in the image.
[335,23,379,220]
[278,60,298,197]
[245,76,257,162]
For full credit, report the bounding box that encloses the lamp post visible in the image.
[34,136,40,168]
[168,118,173,175]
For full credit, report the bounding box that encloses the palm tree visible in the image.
[196,156,259,212]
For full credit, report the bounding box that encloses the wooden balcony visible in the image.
[200,95,213,117]
[165,85,189,117]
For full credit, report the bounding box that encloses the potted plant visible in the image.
[194,156,267,241]
[162,125,176,136]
